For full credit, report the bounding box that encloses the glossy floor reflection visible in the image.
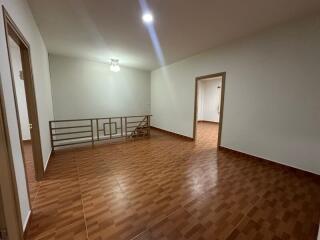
[26,123,320,240]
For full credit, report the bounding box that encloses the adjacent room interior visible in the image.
[0,1,319,240]
[195,74,223,146]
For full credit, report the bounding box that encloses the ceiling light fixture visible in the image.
[142,12,153,24]
[110,59,120,72]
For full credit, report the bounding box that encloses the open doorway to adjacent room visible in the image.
[7,38,40,209]
[4,7,44,209]
[193,73,226,147]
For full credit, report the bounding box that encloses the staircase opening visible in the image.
[49,115,151,151]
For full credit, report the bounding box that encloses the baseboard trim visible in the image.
[197,120,219,124]
[23,210,31,239]
[151,126,194,141]
[219,146,320,178]
[44,149,53,173]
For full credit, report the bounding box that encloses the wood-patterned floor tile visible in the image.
[25,123,320,240]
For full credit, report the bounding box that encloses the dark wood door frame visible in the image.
[0,77,24,239]
[193,72,226,147]
[3,6,44,184]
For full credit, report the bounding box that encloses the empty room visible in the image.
[0,1,319,240]
[195,74,224,146]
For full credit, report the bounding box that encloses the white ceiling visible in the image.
[27,0,320,71]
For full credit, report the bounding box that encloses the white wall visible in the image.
[197,78,222,122]
[8,38,31,141]
[0,0,54,230]
[151,15,320,175]
[318,227,320,240]
[49,54,151,120]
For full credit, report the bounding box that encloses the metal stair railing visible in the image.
[49,115,151,152]
[130,116,149,137]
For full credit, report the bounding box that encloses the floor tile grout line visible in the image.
[127,189,211,239]
[128,180,267,240]
[222,192,266,240]
[74,154,90,240]
[127,203,181,240]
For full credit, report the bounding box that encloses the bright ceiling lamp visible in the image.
[110,59,120,72]
[142,12,153,24]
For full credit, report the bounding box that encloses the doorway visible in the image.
[3,7,44,209]
[193,72,226,147]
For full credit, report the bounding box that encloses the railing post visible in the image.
[96,119,99,141]
[109,118,112,139]
[147,115,150,136]
[125,117,128,138]
[49,121,54,153]
[120,117,123,137]
[90,119,94,148]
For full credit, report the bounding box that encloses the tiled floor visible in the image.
[23,142,40,209]
[26,123,320,240]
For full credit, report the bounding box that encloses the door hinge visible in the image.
[19,70,24,80]
[29,123,33,130]
[0,227,8,240]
